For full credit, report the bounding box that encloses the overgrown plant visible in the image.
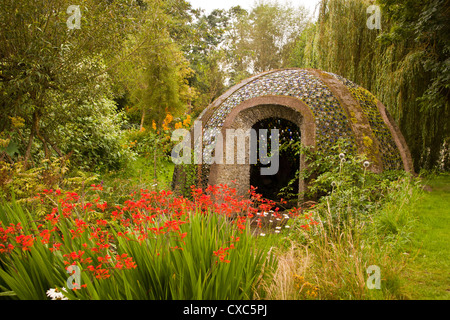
[0,158,98,213]
[0,183,278,300]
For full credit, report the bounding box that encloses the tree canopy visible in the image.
[0,0,447,172]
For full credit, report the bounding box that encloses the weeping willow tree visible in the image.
[290,0,449,171]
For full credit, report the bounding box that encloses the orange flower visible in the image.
[96,202,108,211]
[183,115,191,127]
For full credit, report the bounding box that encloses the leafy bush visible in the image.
[0,158,98,214]
[263,139,423,300]
[56,98,135,172]
[282,139,413,227]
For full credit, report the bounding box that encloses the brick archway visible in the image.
[208,96,316,200]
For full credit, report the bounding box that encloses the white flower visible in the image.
[274,230,280,233]
[46,288,68,300]
[363,161,370,168]
[260,233,266,237]
[275,226,281,230]
[283,214,290,219]
[339,153,345,160]
[263,212,269,217]
[285,225,290,228]
[269,220,273,223]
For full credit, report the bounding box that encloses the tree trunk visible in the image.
[140,108,146,130]
[41,133,64,158]
[37,134,50,159]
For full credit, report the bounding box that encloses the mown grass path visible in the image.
[404,174,450,299]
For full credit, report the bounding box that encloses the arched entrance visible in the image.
[250,117,301,208]
[208,96,316,203]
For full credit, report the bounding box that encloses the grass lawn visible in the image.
[403,174,450,299]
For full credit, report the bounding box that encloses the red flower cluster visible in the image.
[213,247,232,263]
[1,182,316,289]
[0,222,35,252]
[213,236,240,264]
[63,250,92,266]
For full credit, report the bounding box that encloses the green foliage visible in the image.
[271,148,423,300]
[309,145,416,230]
[291,0,449,171]
[115,1,196,129]
[0,0,145,167]
[0,158,98,216]
[278,138,353,202]
[57,98,135,172]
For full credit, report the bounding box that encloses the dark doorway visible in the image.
[250,118,301,209]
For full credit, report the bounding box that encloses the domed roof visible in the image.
[173,68,414,197]
[197,68,412,172]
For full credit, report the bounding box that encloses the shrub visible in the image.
[0,158,98,214]
[265,141,422,300]
[56,98,135,172]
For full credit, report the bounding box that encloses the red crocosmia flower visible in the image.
[45,213,59,225]
[94,268,110,279]
[39,229,51,244]
[0,244,14,254]
[96,202,107,211]
[115,254,137,270]
[150,226,165,235]
[49,242,62,252]
[96,219,108,227]
[179,232,187,240]
[111,210,123,221]
[91,184,103,191]
[16,235,34,251]
[64,192,79,202]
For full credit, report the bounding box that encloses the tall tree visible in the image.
[116,1,195,129]
[290,0,449,170]
[0,0,145,167]
[222,1,309,83]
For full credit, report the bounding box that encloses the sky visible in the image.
[187,0,321,17]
